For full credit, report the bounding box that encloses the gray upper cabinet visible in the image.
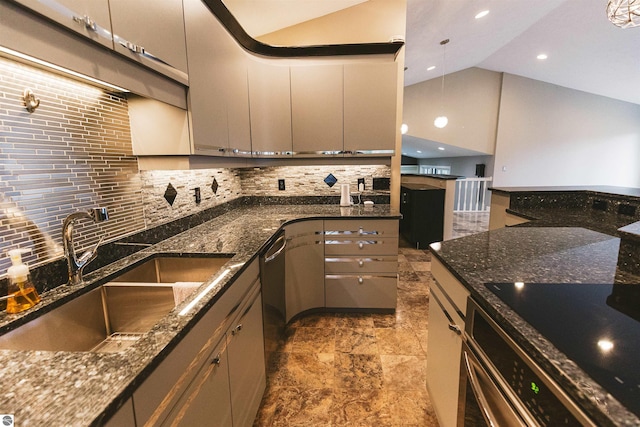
[12,0,113,49]
[344,62,398,155]
[248,61,293,157]
[109,0,189,85]
[12,0,188,85]
[184,0,251,156]
[290,64,344,156]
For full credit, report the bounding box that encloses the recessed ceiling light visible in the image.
[537,53,548,60]
[416,150,422,153]
[475,10,490,19]
[438,147,445,151]
[427,65,436,71]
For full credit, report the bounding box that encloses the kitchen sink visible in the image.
[111,255,232,284]
[0,255,233,353]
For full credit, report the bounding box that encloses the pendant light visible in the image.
[434,39,449,129]
[607,0,640,28]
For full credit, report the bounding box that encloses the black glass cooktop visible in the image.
[485,282,640,417]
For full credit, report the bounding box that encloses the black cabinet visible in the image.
[400,185,445,249]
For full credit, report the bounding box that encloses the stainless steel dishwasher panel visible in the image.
[259,230,286,371]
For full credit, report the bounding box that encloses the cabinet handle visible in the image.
[448,323,462,335]
[211,354,221,365]
[358,242,364,249]
[119,39,145,54]
[232,324,243,335]
[358,276,364,284]
[73,15,97,31]
[358,227,364,235]
[358,259,364,267]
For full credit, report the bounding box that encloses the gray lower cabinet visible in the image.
[324,219,399,309]
[426,257,470,427]
[132,260,265,427]
[161,337,233,427]
[227,287,266,427]
[104,398,135,427]
[284,220,325,322]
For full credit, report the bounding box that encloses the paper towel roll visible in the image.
[340,184,351,206]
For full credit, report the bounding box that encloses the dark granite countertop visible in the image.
[430,227,640,427]
[505,206,640,237]
[0,203,399,426]
[401,173,462,180]
[490,185,640,199]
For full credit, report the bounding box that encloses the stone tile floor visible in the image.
[253,240,440,426]
[452,211,490,239]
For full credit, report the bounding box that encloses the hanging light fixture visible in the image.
[607,0,640,28]
[434,39,449,129]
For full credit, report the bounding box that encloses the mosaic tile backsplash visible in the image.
[0,57,145,272]
[0,57,391,276]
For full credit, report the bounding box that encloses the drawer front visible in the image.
[324,237,399,256]
[324,256,398,274]
[324,219,399,238]
[325,274,397,309]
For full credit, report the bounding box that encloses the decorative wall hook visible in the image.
[23,89,40,113]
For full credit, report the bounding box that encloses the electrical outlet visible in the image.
[357,178,365,191]
[278,179,285,191]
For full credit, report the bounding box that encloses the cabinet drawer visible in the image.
[324,256,398,274]
[324,219,399,238]
[325,274,397,309]
[324,237,399,256]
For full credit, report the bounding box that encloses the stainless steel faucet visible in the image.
[62,207,109,286]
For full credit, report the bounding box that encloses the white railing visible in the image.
[454,177,492,212]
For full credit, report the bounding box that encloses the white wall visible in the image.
[493,74,640,187]
[403,67,502,155]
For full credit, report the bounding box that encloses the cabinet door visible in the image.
[160,337,233,427]
[104,398,135,427]
[290,64,343,156]
[426,287,463,427]
[399,187,412,236]
[226,59,252,156]
[227,287,266,427]
[248,61,292,157]
[109,0,188,84]
[344,62,398,155]
[183,0,229,155]
[285,220,325,322]
[426,257,470,427]
[13,0,113,48]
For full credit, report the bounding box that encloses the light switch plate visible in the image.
[278,179,285,191]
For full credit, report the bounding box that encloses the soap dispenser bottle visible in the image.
[6,249,41,314]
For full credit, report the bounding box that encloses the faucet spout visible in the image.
[63,208,109,286]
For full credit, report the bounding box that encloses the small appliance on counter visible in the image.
[339,183,352,206]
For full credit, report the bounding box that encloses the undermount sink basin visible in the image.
[111,255,233,284]
[0,255,233,353]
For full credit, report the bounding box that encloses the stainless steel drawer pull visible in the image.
[448,323,462,335]
[358,242,364,249]
[359,227,364,235]
[73,15,97,31]
[358,260,364,267]
[211,354,221,365]
[358,276,364,284]
[232,324,243,335]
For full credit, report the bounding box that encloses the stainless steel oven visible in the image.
[459,298,596,427]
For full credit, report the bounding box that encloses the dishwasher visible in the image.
[259,230,286,372]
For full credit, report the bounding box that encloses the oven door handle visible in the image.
[463,346,529,427]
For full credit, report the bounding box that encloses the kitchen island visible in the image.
[0,202,399,426]
[429,225,640,426]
